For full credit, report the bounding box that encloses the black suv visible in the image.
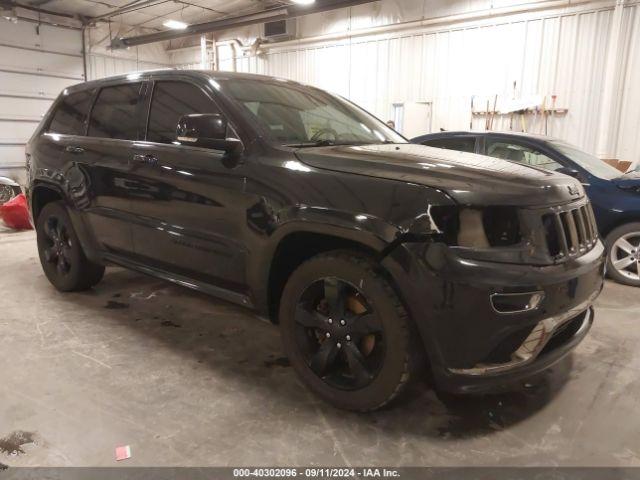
[26,71,605,411]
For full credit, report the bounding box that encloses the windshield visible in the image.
[218,78,406,147]
[550,141,621,180]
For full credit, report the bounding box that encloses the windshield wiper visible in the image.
[284,140,398,148]
[284,139,337,148]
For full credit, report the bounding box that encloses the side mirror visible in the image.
[556,166,583,181]
[176,113,243,156]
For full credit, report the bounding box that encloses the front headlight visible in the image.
[430,206,521,248]
[458,208,490,248]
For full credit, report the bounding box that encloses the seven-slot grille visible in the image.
[543,203,598,260]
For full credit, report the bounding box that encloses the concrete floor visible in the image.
[1,227,639,467]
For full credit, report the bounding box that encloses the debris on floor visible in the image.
[0,431,36,456]
[115,445,132,461]
[160,320,181,328]
[104,301,129,310]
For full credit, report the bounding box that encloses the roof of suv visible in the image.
[64,69,304,93]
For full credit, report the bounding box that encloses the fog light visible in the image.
[490,291,544,314]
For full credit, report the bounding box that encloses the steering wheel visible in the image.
[310,127,338,143]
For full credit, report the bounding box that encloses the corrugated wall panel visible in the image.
[86,23,173,81]
[616,4,640,162]
[203,2,639,163]
[87,54,172,80]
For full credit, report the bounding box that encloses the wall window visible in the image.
[486,140,562,171]
[88,83,142,140]
[147,81,219,144]
[392,103,404,134]
[48,90,94,136]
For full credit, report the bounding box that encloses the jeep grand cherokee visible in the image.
[26,71,605,411]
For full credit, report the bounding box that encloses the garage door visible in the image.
[0,21,84,184]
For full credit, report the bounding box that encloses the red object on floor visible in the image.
[0,193,32,230]
[115,445,132,461]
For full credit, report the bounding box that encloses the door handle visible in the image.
[65,145,84,154]
[132,153,158,166]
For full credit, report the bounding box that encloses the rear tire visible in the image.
[605,223,640,287]
[36,201,105,292]
[279,250,419,411]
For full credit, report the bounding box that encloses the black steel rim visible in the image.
[294,277,385,390]
[42,216,73,276]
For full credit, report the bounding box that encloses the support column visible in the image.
[81,26,88,81]
[200,33,207,69]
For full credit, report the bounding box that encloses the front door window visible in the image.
[486,140,562,171]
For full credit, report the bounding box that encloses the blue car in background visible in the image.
[412,131,640,286]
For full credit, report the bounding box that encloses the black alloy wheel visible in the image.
[36,201,105,291]
[41,215,73,277]
[280,251,419,411]
[294,277,385,390]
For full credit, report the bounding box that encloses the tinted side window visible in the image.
[486,140,563,171]
[48,90,94,135]
[424,137,476,153]
[88,83,142,140]
[147,81,220,144]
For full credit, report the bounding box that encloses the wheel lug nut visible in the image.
[328,318,333,324]
[336,342,342,348]
[325,332,331,338]
[345,335,351,341]
[340,319,346,326]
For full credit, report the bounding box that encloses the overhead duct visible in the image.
[110,0,378,49]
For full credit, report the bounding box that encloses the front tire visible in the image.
[605,223,640,287]
[36,201,105,292]
[279,250,418,411]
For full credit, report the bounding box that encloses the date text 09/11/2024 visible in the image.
[232,468,400,478]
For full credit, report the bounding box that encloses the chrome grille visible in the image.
[544,203,598,259]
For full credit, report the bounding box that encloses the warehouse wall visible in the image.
[0,20,172,183]
[172,0,640,168]
[615,4,640,166]
[85,23,172,80]
[0,21,83,182]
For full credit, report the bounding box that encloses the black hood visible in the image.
[296,143,585,207]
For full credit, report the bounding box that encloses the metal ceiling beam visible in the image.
[91,0,168,22]
[9,0,79,19]
[110,0,378,49]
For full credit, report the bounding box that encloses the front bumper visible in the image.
[382,239,605,394]
[438,305,594,394]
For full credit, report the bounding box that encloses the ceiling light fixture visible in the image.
[163,19,188,30]
[291,0,315,5]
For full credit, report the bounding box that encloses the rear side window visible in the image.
[88,83,142,140]
[423,137,476,153]
[147,81,220,144]
[48,90,94,135]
